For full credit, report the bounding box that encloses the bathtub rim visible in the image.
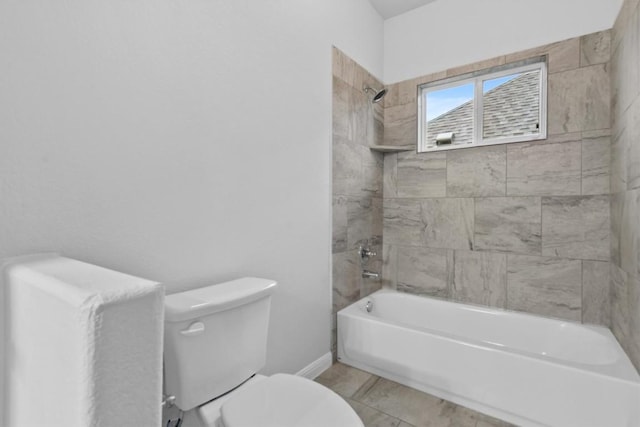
[338,289,640,384]
[349,288,613,329]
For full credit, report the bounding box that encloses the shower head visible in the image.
[363,86,387,103]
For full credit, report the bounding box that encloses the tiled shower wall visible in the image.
[331,48,384,357]
[381,31,613,325]
[611,0,640,371]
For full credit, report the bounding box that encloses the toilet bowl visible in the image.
[189,374,362,427]
[163,278,362,427]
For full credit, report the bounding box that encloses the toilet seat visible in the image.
[220,374,363,427]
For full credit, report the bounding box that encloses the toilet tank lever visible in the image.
[162,395,176,407]
[180,322,205,337]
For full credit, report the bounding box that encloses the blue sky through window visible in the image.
[426,74,518,121]
[483,75,517,93]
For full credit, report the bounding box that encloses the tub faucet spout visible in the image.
[362,270,380,279]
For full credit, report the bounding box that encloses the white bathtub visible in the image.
[337,289,640,427]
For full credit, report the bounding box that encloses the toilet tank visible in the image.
[163,277,277,411]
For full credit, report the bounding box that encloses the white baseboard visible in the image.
[296,352,332,380]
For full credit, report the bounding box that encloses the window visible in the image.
[417,57,547,152]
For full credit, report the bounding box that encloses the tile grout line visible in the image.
[348,395,411,427]
[351,375,379,401]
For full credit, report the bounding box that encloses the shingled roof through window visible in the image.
[424,71,540,148]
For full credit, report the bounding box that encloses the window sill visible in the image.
[369,145,414,153]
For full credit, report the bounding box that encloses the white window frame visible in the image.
[417,57,547,153]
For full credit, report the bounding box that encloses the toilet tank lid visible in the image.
[165,277,277,322]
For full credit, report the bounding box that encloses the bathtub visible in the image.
[337,289,640,427]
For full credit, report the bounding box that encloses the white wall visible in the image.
[0,0,382,378]
[384,0,622,83]
[2,255,164,427]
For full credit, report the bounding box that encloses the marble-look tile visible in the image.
[348,197,374,249]
[384,198,474,250]
[582,132,611,195]
[362,71,383,105]
[354,66,368,100]
[381,244,398,289]
[383,154,398,198]
[333,76,353,140]
[610,192,623,267]
[507,255,582,321]
[397,151,446,198]
[452,251,507,308]
[420,198,475,250]
[353,91,372,145]
[446,56,506,78]
[548,64,610,135]
[384,71,448,108]
[475,197,542,255]
[385,117,417,147]
[315,363,374,399]
[629,275,640,371]
[346,399,403,427]
[332,250,361,313]
[384,102,417,146]
[414,70,449,86]
[371,197,383,245]
[383,199,425,247]
[333,136,361,196]
[506,141,581,196]
[610,35,623,125]
[394,79,420,107]
[611,115,628,194]
[446,145,506,197]
[362,275,383,299]
[457,409,515,427]
[352,377,509,427]
[373,95,384,121]
[384,83,400,109]
[626,97,640,191]
[352,377,454,427]
[611,5,640,117]
[429,402,485,427]
[613,0,640,50]
[362,146,383,196]
[373,109,384,147]
[412,71,448,91]
[385,101,416,129]
[611,263,630,348]
[505,37,580,74]
[397,246,453,298]
[541,196,610,261]
[582,260,611,326]
[333,195,348,253]
[333,48,356,88]
[548,37,582,73]
[620,189,640,278]
[545,132,583,144]
[580,30,611,66]
[357,71,375,104]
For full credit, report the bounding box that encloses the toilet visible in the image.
[163,277,363,427]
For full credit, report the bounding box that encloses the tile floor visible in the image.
[315,363,515,427]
